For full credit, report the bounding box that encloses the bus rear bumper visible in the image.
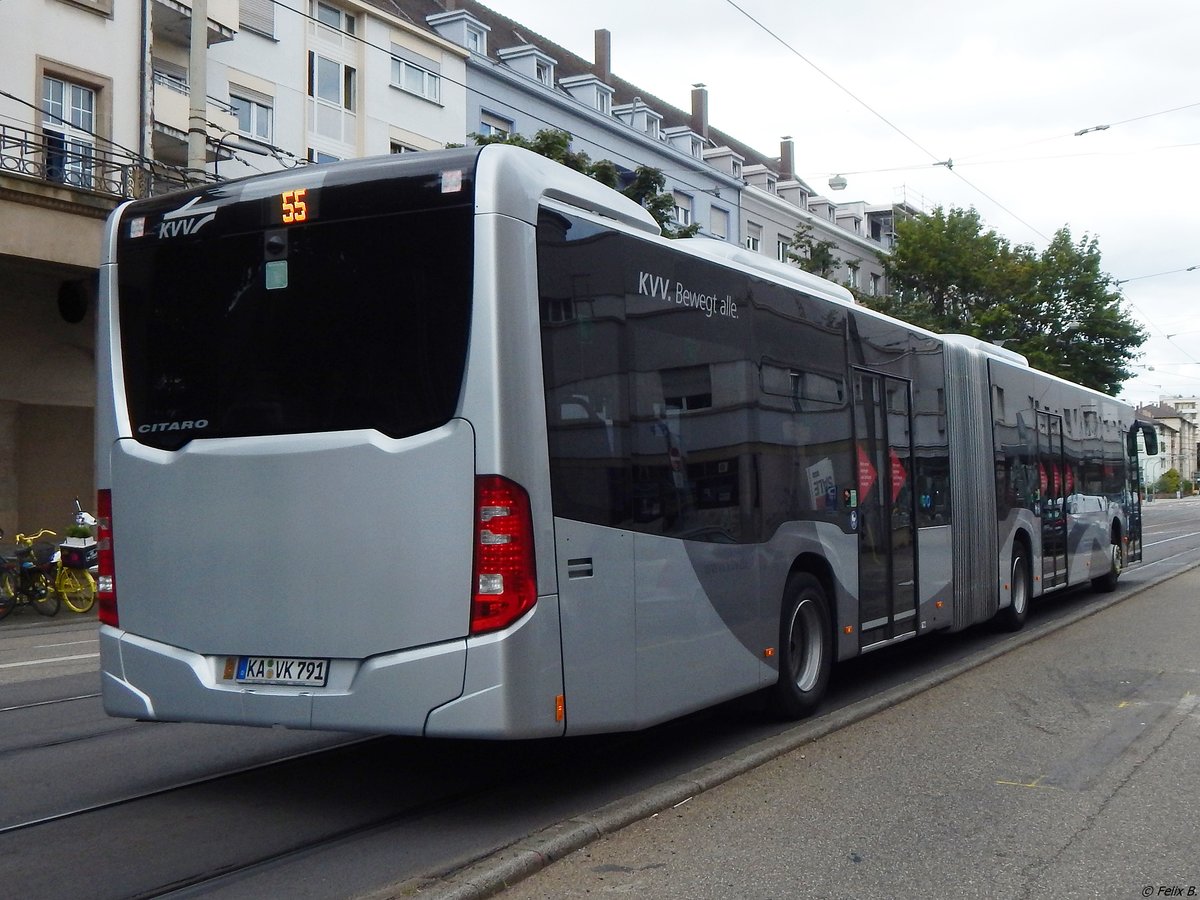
[99,625,468,736]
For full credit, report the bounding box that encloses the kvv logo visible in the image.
[158,197,218,239]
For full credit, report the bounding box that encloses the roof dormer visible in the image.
[612,98,663,139]
[425,9,490,55]
[497,44,557,88]
[662,125,705,159]
[777,179,811,210]
[703,146,745,179]
[558,74,615,116]
[743,164,779,194]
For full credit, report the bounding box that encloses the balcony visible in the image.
[0,122,196,201]
[152,0,238,47]
[152,70,240,168]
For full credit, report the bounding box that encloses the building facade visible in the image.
[1,0,909,535]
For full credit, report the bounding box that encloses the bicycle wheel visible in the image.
[57,567,96,613]
[0,572,15,621]
[31,574,60,616]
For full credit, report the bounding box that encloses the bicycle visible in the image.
[0,528,61,620]
[55,543,97,613]
[54,498,98,614]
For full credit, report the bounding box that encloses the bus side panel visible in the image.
[554,519,638,734]
[634,533,763,728]
[917,524,953,631]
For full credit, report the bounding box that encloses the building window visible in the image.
[536,61,552,86]
[478,111,512,139]
[870,273,882,296]
[42,75,95,188]
[313,1,354,34]
[307,148,340,163]
[466,26,484,53]
[672,192,692,226]
[230,91,273,141]
[56,0,114,15]
[240,0,274,36]
[390,141,419,153]
[745,222,762,253]
[776,238,790,263]
[596,92,611,115]
[662,366,713,412]
[710,207,728,241]
[846,264,860,290]
[392,57,440,103]
[731,159,742,178]
[766,176,777,194]
[309,52,355,111]
[690,137,703,158]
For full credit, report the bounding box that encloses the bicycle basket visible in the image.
[32,543,57,567]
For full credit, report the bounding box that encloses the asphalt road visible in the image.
[492,551,1200,900]
[1,498,1198,899]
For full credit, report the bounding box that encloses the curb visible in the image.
[369,559,1200,900]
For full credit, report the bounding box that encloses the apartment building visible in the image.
[0,0,142,534]
[1138,401,1198,489]
[0,0,468,534]
[1,0,912,534]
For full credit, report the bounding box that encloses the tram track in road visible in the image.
[1,503,1194,898]
[0,690,100,712]
[0,734,377,838]
[0,723,687,899]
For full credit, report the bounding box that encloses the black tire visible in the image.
[1091,532,1123,593]
[0,572,15,621]
[995,548,1030,632]
[31,574,60,616]
[771,572,833,719]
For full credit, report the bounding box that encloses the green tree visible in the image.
[867,206,1146,393]
[1156,468,1181,495]
[470,128,699,238]
[787,220,840,279]
[996,228,1146,395]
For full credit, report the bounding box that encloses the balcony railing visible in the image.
[0,122,201,200]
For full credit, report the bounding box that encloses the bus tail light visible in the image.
[97,488,118,627]
[471,475,536,635]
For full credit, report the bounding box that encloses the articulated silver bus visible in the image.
[95,145,1157,738]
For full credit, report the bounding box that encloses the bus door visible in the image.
[853,371,917,648]
[1037,411,1068,588]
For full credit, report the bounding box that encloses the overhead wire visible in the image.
[717,0,1055,241]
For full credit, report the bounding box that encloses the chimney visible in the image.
[690,83,708,139]
[595,29,611,83]
[779,136,795,181]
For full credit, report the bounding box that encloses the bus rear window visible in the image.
[117,204,473,450]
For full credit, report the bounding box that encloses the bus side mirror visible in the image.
[1142,425,1158,456]
[1132,424,1158,456]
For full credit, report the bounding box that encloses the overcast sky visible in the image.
[487,0,1200,406]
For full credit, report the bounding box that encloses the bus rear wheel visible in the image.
[771,572,832,719]
[995,549,1030,632]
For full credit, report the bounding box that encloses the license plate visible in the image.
[233,656,328,687]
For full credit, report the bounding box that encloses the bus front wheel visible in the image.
[1091,533,1123,593]
[771,572,832,719]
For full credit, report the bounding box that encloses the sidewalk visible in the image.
[406,563,1200,900]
